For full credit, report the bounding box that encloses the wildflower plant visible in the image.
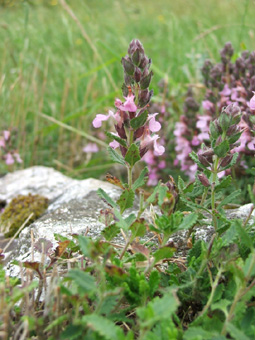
[0,129,22,169]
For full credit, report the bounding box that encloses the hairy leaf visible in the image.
[213,140,229,158]
[132,167,149,191]
[130,110,148,129]
[97,188,118,208]
[218,190,241,209]
[105,131,127,147]
[178,212,198,230]
[107,146,126,165]
[117,188,135,213]
[153,247,175,263]
[125,143,141,167]
[67,269,96,293]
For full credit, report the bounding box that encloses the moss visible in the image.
[0,194,49,238]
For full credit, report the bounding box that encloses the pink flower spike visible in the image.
[250,92,255,111]
[92,111,114,128]
[14,153,22,163]
[5,153,14,165]
[83,143,99,153]
[109,140,119,149]
[3,130,10,141]
[220,84,231,96]
[119,94,137,112]
[148,113,161,132]
[202,100,214,111]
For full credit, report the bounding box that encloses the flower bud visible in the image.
[138,89,153,107]
[121,56,135,76]
[198,153,211,167]
[134,67,142,82]
[140,71,153,90]
[139,55,149,69]
[198,173,210,187]
[219,113,232,132]
[220,154,233,168]
[115,124,127,139]
[131,48,142,66]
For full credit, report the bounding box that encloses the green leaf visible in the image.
[213,140,229,158]
[228,132,242,144]
[146,183,161,204]
[218,190,241,209]
[78,235,91,257]
[101,223,120,241]
[215,175,232,191]
[107,146,126,166]
[82,314,124,340]
[243,253,255,277]
[211,299,231,317]
[125,143,141,167]
[178,212,198,230]
[180,196,211,214]
[189,151,208,170]
[158,185,168,206]
[97,188,118,209]
[184,327,220,340]
[67,269,96,293]
[132,167,149,191]
[235,220,254,250]
[178,176,185,191]
[45,315,68,332]
[130,110,148,129]
[130,219,147,241]
[227,323,250,340]
[153,247,175,263]
[117,189,135,213]
[60,325,84,340]
[105,131,127,147]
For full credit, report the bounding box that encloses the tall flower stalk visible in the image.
[93,39,164,189]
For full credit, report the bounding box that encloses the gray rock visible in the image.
[0,166,254,278]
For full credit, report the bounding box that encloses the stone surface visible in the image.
[0,166,254,278]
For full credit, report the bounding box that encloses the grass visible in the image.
[0,0,254,177]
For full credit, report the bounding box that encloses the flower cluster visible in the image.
[93,39,164,160]
[0,130,22,166]
[174,42,255,179]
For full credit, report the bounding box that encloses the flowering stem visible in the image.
[127,128,134,189]
[211,155,219,229]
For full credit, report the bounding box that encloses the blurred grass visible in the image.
[0,0,254,177]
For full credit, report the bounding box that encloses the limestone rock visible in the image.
[0,166,254,278]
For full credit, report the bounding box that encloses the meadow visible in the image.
[1,1,255,339]
[0,0,254,178]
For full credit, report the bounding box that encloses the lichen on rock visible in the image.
[0,194,49,238]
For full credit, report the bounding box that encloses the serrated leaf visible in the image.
[180,196,211,214]
[178,176,185,191]
[215,175,232,191]
[189,151,208,170]
[178,212,198,230]
[60,324,83,340]
[124,213,136,227]
[235,220,254,250]
[45,315,68,332]
[101,223,120,241]
[97,188,118,208]
[67,269,96,293]
[132,167,149,191]
[153,247,175,263]
[243,252,255,277]
[105,131,127,147]
[125,143,141,167]
[218,190,241,209]
[82,314,123,340]
[107,146,126,165]
[158,185,168,206]
[130,110,148,129]
[117,188,135,213]
[213,140,229,158]
[130,218,147,241]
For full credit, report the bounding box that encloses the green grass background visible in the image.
[0,0,254,177]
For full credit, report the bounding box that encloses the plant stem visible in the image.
[211,155,219,229]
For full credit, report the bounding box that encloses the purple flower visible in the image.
[115,94,137,112]
[250,92,255,111]
[83,143,99,153]
[93,111,115,128]
[109,139,120,149]
[220,84,231,96]
[202,100,214,111]
[0,138,5,148]
[148,113,161,132]
[140,128,165,156]
[5,153,14,165]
